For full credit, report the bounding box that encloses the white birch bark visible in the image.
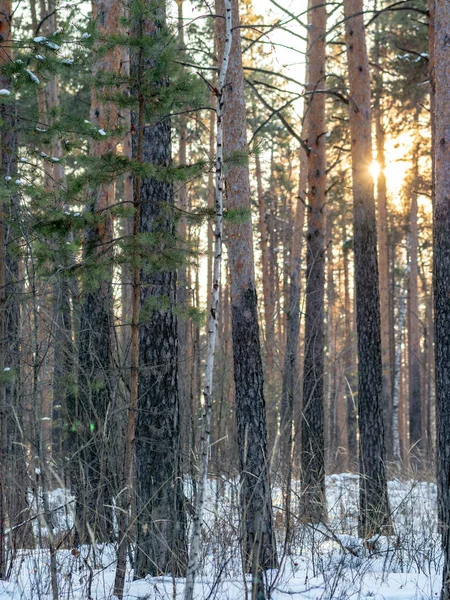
[183,2,232,598]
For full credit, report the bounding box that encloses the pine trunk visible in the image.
[344,0,392,538]
[433,4,450,597]
[133,1,186,578]
[216,0,277,577]
[373,49,393,460]
[300,0,327,523]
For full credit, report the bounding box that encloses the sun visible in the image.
[370,160,381,180]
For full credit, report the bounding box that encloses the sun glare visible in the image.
[370,161,381,180]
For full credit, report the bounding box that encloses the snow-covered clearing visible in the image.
[0,475,441,599]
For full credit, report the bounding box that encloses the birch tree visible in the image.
[183,5,232,598]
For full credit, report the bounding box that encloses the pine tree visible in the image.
[132,0,187,578]
[300,0,327,524]
[216,0,277,586]
[434,2,450,597]
[343,0,392,537]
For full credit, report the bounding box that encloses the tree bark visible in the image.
[373,22,393,460]
[300,0,327,523]
[433,3,450,597]
[216,0,277,581]
[183,7,231,595]
[133,1,186,578]
[343,0,392,538]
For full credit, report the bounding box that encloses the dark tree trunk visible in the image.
[133,3,186,578]
[300,0,327,524]
[344,0,392,538]
[134,117,186,578]
[373,23,393,462]
[216,0,277,578]
[433,4,450,598]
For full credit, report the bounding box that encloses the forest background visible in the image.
[0,0,443,598]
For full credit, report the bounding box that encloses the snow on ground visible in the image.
[0,474,442,599]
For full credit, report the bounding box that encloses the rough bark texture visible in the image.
[344,0,392,538]
[216,0,277,575]
[133,3,186,578]
[373,31,393,460]
[300,0,327,523]
[75,0,121,544]
[434,4,450,598]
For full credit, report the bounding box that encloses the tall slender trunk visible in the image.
[0,0,31,568]
[373,21,392,461]
[255,152,275,378]
[280,144,306,472]
[343,220,357,469]
[300,0,327,523]
[279,142,306,547]
[408,147,422,464]
[0,2,12,574]
[393,263,408,465]
[325,210,336,470]
[113,39,143,600]
[216,0,277,584]
[344,0,392,537]
[183,7,231,596]
[433,4,450,598]
[133,0,186,578]
[176,0,191,479]
[75,0,121,544]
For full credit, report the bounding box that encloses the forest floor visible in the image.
[0,474,441,599]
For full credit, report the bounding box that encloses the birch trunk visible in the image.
[392,264,408,466]
[183,6,231,597]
